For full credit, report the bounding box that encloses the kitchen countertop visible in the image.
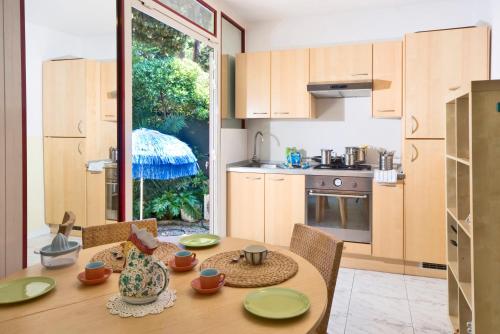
[227,160,406,178]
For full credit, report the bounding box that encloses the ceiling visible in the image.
[25,0,116,37]
[221,0,441,22]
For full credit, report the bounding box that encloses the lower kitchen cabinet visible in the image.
[227,172,265,242]
[372,181,404,259]
[227,172,305,246]
[44,137,87,226]
[264,174,305,247]
[404,139,446,264]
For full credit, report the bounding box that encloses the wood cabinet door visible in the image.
[44,137,87,226]
[310,44,372,83]
[86,171,105,226]
[227,172,265,242]
[43,59,88,137]
[405,27,489,139]
[404,139,445,264]
[100,61,117,122]
[271,49,312,118]
[372,181,404,259]
[235,52,270,118]
[264,174,305,247]
[372,41,402,118]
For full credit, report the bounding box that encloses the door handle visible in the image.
[377,109,395,112]
[77,120,83,134]
[308,191,367,199]
[448,86,460,91]
[77,142,83,155]
[411,144,419,162]
[410,115,419,134]
[245,176,262,180]
[351,73,369,76]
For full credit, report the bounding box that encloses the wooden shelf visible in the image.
[446,80,500,334]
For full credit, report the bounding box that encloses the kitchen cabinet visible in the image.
[404,139,446,264]
[271,49,314,118]
[310,43,372,83]
[264,174,305,247]
[43,59,99,137]
[227,172,265,242]
[86,170,106,227]
[372,41,402,118]
[100,61,117,122]
[44,137,87,226]
[372,181,404,260]
[405,26,489,139]
[235,52,271,118]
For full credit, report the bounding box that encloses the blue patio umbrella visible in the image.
[132,128,199,219]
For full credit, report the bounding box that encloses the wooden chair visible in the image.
[289,224,344,334]
[82,219,158,249]
[57,211,76,237]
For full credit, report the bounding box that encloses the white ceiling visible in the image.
[221,0,441,23]
[25,0,116,37]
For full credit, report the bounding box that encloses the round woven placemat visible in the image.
[91,242,180,273]
[200,250,298,288]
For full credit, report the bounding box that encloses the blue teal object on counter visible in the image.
[286,147,301,167]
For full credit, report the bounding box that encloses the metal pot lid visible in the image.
[40,241,80,256]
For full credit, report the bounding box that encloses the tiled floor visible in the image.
[28,234,451,334]
[329,268,452,334]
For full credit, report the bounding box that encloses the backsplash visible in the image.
[245,97,402,164]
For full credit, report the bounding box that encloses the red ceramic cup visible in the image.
[85,261,105,280]
[174,250,196,267]
[200,268,225,289]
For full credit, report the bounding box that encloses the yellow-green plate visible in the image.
[179,234,220,248]
[0,276,56,304]
[244,287,310,319]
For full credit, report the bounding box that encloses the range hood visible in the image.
[307,81,372,98]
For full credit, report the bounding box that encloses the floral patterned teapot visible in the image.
[119,224,169,305]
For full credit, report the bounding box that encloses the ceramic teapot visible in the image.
[119,225,169,304]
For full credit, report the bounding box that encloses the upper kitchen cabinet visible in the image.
[310,43,372,83]
[271,49,314,118]
[405,26,490,139]
[100,61,117,122]
[43,59,100,137]
[372,41,402,118]
[235,52,271,118]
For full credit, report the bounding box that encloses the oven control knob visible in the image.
[333,178,342,187]
[321,181,325,186]
[352,182,358,188]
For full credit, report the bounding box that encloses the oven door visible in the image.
[306,189,371,243]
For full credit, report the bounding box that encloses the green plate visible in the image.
[244,287,310,319]
[179,233,220,248]
[0,276,56,304]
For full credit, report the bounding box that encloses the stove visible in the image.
[313,163,372,171]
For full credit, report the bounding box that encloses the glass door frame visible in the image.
[121,0,220,233]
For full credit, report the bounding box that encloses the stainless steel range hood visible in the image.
[307,81,372,98]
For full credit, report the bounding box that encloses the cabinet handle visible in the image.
[245,176,262,180]
[411,144,419,162]
[448,86,460,91]
[252,112,268,115]
[351,73,369,76]
[77,142,83,155]
[77,121,83,134]
[273,112,290,115]
[270,178,285,181]
[450,239,457,247]
[377,109,395,112]
[450,225,457,233]
[410,115,419,134]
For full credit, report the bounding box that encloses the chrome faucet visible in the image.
[252,131,264,163]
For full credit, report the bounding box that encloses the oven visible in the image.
[305,175,372,243]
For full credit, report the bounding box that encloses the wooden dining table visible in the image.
[0,237,327,334]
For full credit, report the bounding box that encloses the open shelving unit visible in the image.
[445,80,500,333]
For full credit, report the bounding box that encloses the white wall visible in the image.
[25,20,116,238]
[243,0,499,162]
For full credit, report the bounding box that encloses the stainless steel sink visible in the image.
[241,162,280,169]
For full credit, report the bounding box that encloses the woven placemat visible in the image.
[91,242,180,273]
[200,250,298,288]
